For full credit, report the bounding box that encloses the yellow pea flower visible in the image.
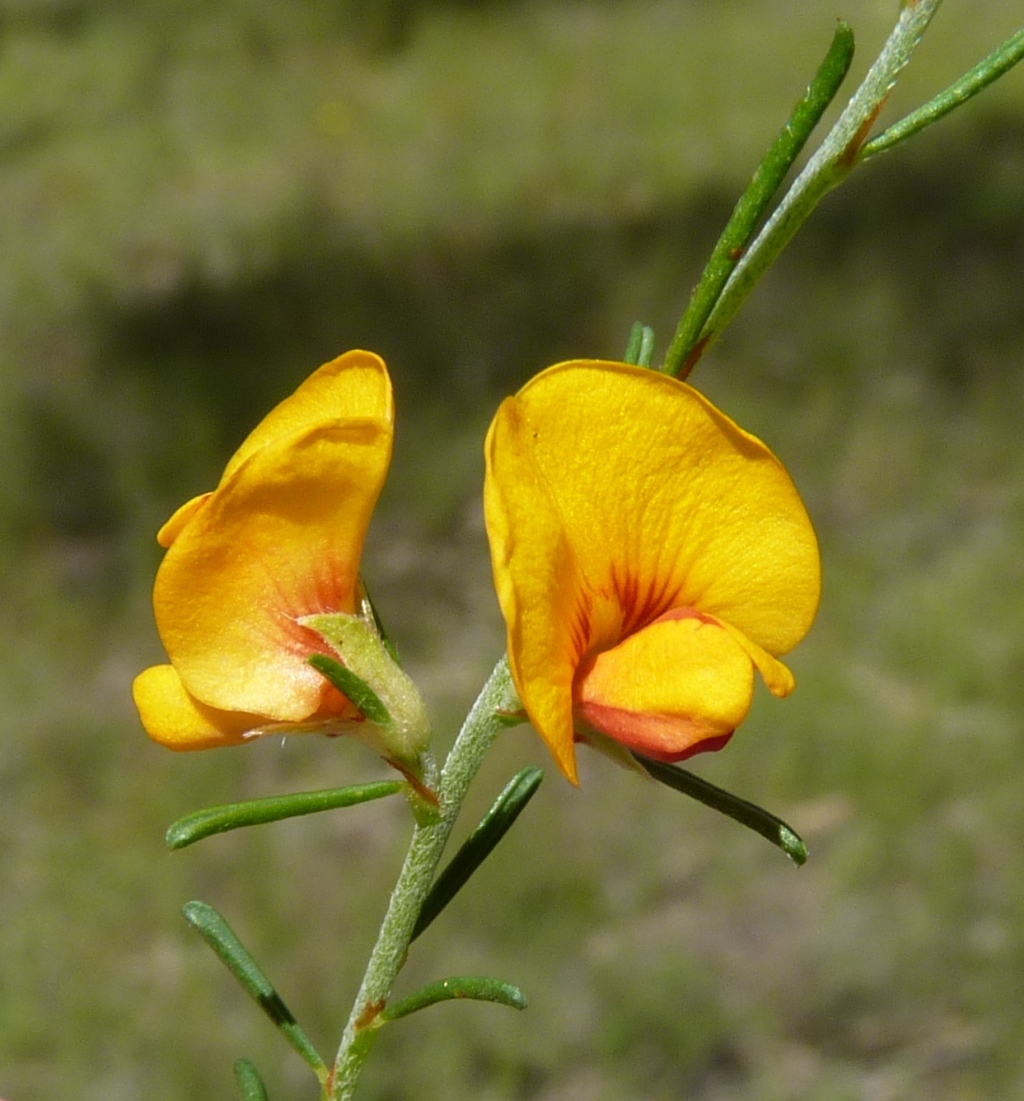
[133,350,396,751]
[484,360,820,784]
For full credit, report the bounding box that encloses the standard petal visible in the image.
[154,417,392,721]
[133,664,259,750]
[574,611,753,761]
[504,361,820,657]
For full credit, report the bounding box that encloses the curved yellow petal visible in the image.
[154,351,392,551]
[157,493,211,548]
[221,350,394,484]
[133,664,260,750]
[154,416,392,720]
[484,394,589,782]
[575,611,752,761]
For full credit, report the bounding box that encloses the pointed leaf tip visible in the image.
[234,1060,269,1101]
[778,824,809,866]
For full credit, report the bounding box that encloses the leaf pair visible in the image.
[172,765,544,1098]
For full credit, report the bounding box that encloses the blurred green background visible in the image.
[2,0,1024,1097]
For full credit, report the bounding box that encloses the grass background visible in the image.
[2,0,1024,1098]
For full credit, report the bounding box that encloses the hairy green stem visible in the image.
[328,657,517,1100]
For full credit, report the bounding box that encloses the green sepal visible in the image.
[182,901,328,1081]
[234,1060,269,1101]
[308,654,391,725]
[357,579,401,666]
[412,766,543,941]
[302,611,432,767]
[634,755,808,866]
[380,976,527,1022]
[166,781,404,849]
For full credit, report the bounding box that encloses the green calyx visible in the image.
[301,611,432,770]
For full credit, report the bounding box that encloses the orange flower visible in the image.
[484,360,820,783]
[133,350,397,750]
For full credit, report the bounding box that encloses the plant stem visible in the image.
[693,0,944,363]
[328,657,517,1100]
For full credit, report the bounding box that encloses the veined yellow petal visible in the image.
[154,418,392,721]
[133,664,259,750]
[496,361,819,654]
[575,611,752,761]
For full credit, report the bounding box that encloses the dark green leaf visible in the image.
[308,653,391,725]
[635,755,808,865]
[359,580,402,665]
[412,767,543,941]
[183,901,327,1074]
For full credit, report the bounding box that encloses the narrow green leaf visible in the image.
[234,1060,269,1101]
[637,325,656,369]
[634,755,808,865]
[623,321,644,364]
[861,27,1024,160]
[183,901,328,1077]
[623,322,656,368]
[381,976,527,1022]
[308,653,391,725]
[166,781,404,849]
[412,767,544,941]
[662,20,855,379]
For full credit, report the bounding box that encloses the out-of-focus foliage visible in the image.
[1,1,1023,1098]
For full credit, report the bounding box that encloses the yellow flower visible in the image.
[484,360,820,784]
[133,350,395,750]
